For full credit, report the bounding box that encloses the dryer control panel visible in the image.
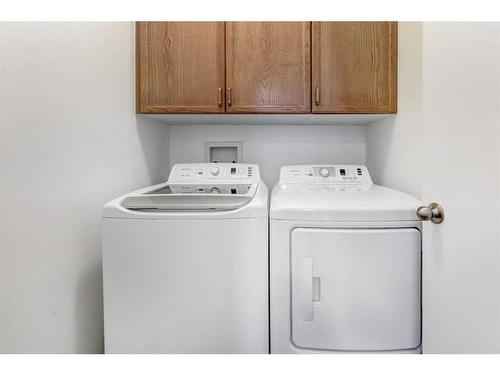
[279,165,372,186]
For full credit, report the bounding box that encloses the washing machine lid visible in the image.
[122,182,258,211]
[121,163,261,211]
[270,165,422,222]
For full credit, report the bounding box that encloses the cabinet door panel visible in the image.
[226,22,311,113]
[136,22,225,114]
[312,22,397,113]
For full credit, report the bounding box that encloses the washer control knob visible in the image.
[210,187,221,194]
[319,168,330,177]
[210,167,220,176]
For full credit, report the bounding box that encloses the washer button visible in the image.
[319,168,330,177]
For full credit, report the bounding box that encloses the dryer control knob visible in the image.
[319,168,330,177]
[210,187,221,194]
[210,167,220,176]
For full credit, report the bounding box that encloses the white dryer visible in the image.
[102,163,268,353]
[270,165,422,353]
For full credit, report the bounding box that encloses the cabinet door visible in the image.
[312,22,397,113]
[226,22,311,113]
[136,22,225,114]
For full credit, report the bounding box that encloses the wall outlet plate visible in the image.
[204,141,243,163]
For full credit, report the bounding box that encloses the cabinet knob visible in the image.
[227,87,232,106]
[315,87,320,105]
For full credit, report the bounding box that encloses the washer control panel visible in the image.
[279,165,372,186]
[167,163,260,195]
[169,163,258,182]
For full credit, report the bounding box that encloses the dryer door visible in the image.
[291,228,421,351]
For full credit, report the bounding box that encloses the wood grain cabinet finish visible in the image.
[312,22,397,113]
[136,22,398,115]
[225,22,311,113]
[136,22,225,114]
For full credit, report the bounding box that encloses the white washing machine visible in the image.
[102,163,268,353]
[270,165,422,354]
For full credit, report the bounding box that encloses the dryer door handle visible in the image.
[312,276,321,303]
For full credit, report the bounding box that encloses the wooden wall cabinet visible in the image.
[226,22,310,113]
[136,22,225,114]
[136,21,397,115]
[312,22,398,113]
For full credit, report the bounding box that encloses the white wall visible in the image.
[0,23,169,353]
[366,22,423,198]
[168,124,366,187]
